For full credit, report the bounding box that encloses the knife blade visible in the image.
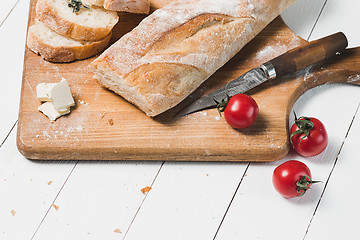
[174,32,348,119]
[175,68,267,117]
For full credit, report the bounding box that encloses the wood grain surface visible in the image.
[16,0,360,161]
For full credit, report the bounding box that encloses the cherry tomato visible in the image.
[223,94,259,129]
[290,116,328,157]
[272,160,317,198]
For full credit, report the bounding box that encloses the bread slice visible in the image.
[36,0,119,41]
[89,0,298,117]
[27,20,111,62]
[83,0,150,13]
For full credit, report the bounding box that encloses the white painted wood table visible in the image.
[1,0,360,239]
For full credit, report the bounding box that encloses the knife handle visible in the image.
[260,32,348,79]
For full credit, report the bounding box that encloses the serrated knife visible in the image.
[174,32,348,119]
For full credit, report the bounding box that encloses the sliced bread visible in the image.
[83,0,150,13]
[36,0,119,41]
[27,20,112,62]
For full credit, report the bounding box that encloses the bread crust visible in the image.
[36,0,118,41]
[84,0,150,13]
[89,0,297,117]
[27,23,112,62]
[104,0,150,13]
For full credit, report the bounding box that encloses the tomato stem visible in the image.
[290,112,314,146]
[215,83,231,117]
[214,94,230,117]
[296,175,321,196]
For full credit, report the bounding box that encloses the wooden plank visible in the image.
[31,161,163,239]
[309,0,360,48]
[300,1,360,237]
[123,162,249,240]
[214,84,360,240]
[281,0,327,40]
[304,104,360,239]
[0,127,77,239]
[0,0,29,143]
[0,1,78,239]
[0,0,18,25]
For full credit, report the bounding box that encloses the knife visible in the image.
[174,32,348,119]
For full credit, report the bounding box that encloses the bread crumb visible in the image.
[10,209,15,216]
[52,204,59,211]
[141,186,152,194]
[108,119,114,126]
[100,111,107,118]
[78,100,88,106]
[48,181,53,185]
[114,229,122,233]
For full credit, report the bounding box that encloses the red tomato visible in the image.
[272,160,316,198]
[223,94,259,129]
[290,116,328,157]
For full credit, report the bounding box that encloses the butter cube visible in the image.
[49,79,75,111]
[38,102,70,121]
[36,83,57,101]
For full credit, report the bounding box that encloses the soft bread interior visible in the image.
[27,20,112,62]
[83,0,150,13]
[30,21,95,47]
[92,62,207,116]
[82,0,105,7]
[92,64,153,115]
[45,0,118,28]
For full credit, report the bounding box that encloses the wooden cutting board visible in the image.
[17,0,360,161]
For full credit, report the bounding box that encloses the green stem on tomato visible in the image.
[215,94,230,116]
[296,175,321,196]
[290,112,314,146]
[215,83,231,117]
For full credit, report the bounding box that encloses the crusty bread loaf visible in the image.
[83,0,150,13]
[27,20,111,62]
[36,0,119,41]
[89,0,297,117]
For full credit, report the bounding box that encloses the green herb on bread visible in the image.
[67,0,90,13]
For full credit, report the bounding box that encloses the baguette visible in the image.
[27,20,111,62]
[83,0,150,14]
[89,0,298,117]
[36,0,119,41]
